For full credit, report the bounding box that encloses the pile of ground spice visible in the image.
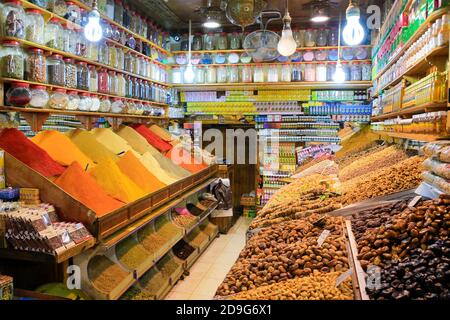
[157,254,181,279]
[66,129,119,164]
[130,124,173,152]
[137,225,167,256]
[116,151,166,194]
[88,255,129,293]
[148,124,175,142]
[115,236,151,270]
[0,128,65,177]
[89,158,146,203]
[54,162,124,217]
[138,152,178,185]
[165,146,208,173]
[91,128,132,155]
[31,130,95,169]
[138,268,168,296]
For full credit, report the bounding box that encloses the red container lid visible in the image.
[76,61,88,65]
[220,32,227,35]
[113,98,122,101]
[53,88,66,93]
[63,58,74,62]
[51,54,63,59]
[207,32,214,35]
[29,48,44,53]
[26,9,42,14]
[80,92,90,96]
[2,40,19,46]
[30,85,47,91]
[88,64,96,68]
[4,0,21,5]
[66,1,74,5]
[49,17,60,23]
[67,90,78,95]
[12,82,29,88]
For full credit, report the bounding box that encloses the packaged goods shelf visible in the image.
[372,130,448,142]
[371,101,448,121]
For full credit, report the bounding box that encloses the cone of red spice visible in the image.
[130,124,173,153]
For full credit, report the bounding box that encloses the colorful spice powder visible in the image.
[137,225,167,255]
[66,129,119,164]
[88,255,129,293]
[91,128,133,155]
[148,124,175,142]
[116,151,166,194]
[116,125,158,155]
[138,152,178,185]
[166,146,208,173]
[0,128,65,177]
[130,124,173,153]
[89,158,146,203]
[54,162,124,217]
[31,130,95,169]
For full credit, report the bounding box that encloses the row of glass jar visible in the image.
[178,28,341,52]
[171,63,372,84]
[6,82,166,116]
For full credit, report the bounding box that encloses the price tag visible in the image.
[335,268,353,287]
[317,230,330,247]
[408,196,422,208]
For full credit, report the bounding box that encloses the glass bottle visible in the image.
[192,33,203,51]
[217,66,227,83]
[1,0,26,38]
[25,9,44,44]
[241,65,252,83]
[230,32,241,50]
[205,65,216,83]
[98,68,109,93]
[47,54,65,86]
[291,64,303,82]
[204,32,215,50]
[228,66,239,83]
[89,65,98,92]
[217,32,228,50]
[6,82,31,107]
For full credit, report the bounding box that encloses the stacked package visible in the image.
[422,141,450,194]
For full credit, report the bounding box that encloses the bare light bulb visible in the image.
[84,10,102,42]
[277,12,297,57]
[333,62,346,83]
[342,2,365,46]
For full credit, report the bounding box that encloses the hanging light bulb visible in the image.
[334,62,346,83]
[277,0,297,57]
[203,17,221,29]
[311,6,330,23]
[342,1,365,46]
[184,20,196,83]
[84,0,103,42]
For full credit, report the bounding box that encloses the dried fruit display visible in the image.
[339,146,407,182]
[227,271,353,300]
[335,125,380,159]
[291,160,339,179]
[336,144,387,169]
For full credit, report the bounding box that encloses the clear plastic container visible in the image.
[48,88,69,109]
[316,29,328,47]
[6,82,31,107]
[230,32,241,50]
[281,64,291,82]
[217,33,228,50]
[228,66,239,83]
[315,63,327,82]
[305,29,316,47]
[205,66,216,83]
[76,61,89,91]
[0,40,24,79]
[111,98,124,113]
[45,18,63,50]
[195,66,205,84]
[78,92,92,111]
[66,90,79,110]
[253,65,264,83]
[267,65,279,82]
[2,0,26,38]
[217,66,227,83]
[26,48,46,83]
[47,54,65,86]
[89,65,98,92]
[241,65,252,83]
[99,97,111,112]
[305,64,316,81]
[29,85,49,108]
[25,9,44,44]
[90,95,101,112]
[204,33,215,50]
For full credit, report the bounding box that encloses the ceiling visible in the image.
[132,0,380,33]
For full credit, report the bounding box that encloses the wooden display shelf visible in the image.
[170,59,371,68]
[371,101,448,121]
[4,152,218,241]
[374,45,448,96]
[0,37,170,87]
[374,8,448,81]
[174,81,373,91]
[18,0,82,29]
[372,130,447,142]
[69,0,171,56]
[0,236,95,264]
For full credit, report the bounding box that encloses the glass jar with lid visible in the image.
[328,29,338,46]
[26,48,46,83]
[205,65,216,83]
[98,40,108,64]
[122,4,130,29]
[192,33,203,51]
[76,61,89,91]
[316,29,328,47]
[63,58,76,88]
[228,66,239,83]
[195,66,205,84]
[305,29,316,47]
[100,97,111,112]
[114,0,123,24]
[49,0,67,17]
[2,0,26,38]
[350,62,362,81]
[132,55,140,75]
[78,92,92,111]
[62,24,77,55]
[267,65,279,82]
[108,44,118,68]
[217,32,228,50]
[315,63,327,82]
[25,9,44,44]
[291,64,303,82]
[281,64,291,82]
[180,33,189,51]
[87,41,99,61]
[98,68,109,93]
[89,65,98,92]
[45,18,62,49]
[304,64,316,81]
[241,65,252,83]
[109,71,118,95]
[116,47,125,70]
[48,88,69,110]
[29,85,49,108]
[76,29,87,57]
[66,90,79,110]
[342,63,350,81]
[342,47,354,61]
[124,53,133,73]
[204,32,215,50]
[217,65,227,83]
[315,49,328,61]
[6,82,31,107]
[361,62,371,81]
[90,95,101,112]
[253,65,264,83]
[117,73,126,97]
[0,40,24,79]
[293,29,305,48]
[328,49,338,61]
[326,63,336,81]
[29,0,49,8]
[65,1,81,25]
[47,54,65,86]
[303,50,315,62]
[132,77,139,98]
[171,67,182,84]
[111,98,124,113]
[105,0,114,19]
[230,32,241,50]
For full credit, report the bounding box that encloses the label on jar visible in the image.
[335,268,353,287]
[317,230,330,247]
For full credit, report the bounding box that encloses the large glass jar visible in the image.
[105,0,114,19]
[114,0,123,24]
[117,73,125,97]
[26,48,46,83]
[305,29,316,47]
[117,47,125,70]
[2,0,26,38]
[62,24,77,55]
[47,54,65,86]
[228,66,239,83]
[0,40,24,79]
[76,61,89,90]
[29,85,49,108]
[267,65,279,82]
[132,54,140,75]
[328,49,338,61]
[78,92,91,111]
[316,63,327,82]
[90,95,100,112]
[89,65,98,92]
[303,50,315,62]
[100,97,111,112]
[180,33,189,51]
[342,48,354,61]
[129,10,137,34]
[87,41,98,62]
[108,44,117,68]
[350,62,362,81]
[254,65,264,82]
[217,32,228,50]
[111,98,123,113]
[171,67,182,84]
[25,9,44,44]
[98,40,108,64]
[315,49,328,61]
[316,29,328,47]
[6,82,31,107]
[45,18,62,49]
[361,62,371,81]
[205,66,216,83]
[195,66,205,84]
[65,1,81,25]
[48,88,68,109]
[29,0,49,9]
[122,4,130,29]
[326,63,336,81]
[63,58,76,88]
[328,29,338,46]
[241,65,252,83]
[98,68,109,93]
[76,30,87,57]
[293,29,305,48]
[342,63,350,81]
[230,32,241,50]
[192,33,203,51]
[281,64,291,82]
[109,71,118,95]
[204,33,215,50]
[217,66,227,83]
[291,64,303,82]
[66,90,79,110]
[49,0,67,17]
[305,64,316,81]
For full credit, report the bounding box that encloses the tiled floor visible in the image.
[165,217,252,300]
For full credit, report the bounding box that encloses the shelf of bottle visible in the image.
[170,59,372,68]
[373,45,448,97]
[370,101,448,121]
[18,0,82,29]
[69,0,171,56]
[1,37,171,88]
[171,45,372,55]
[374,7,448,81]
[0,78,169,108]
[174,81,373,91]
